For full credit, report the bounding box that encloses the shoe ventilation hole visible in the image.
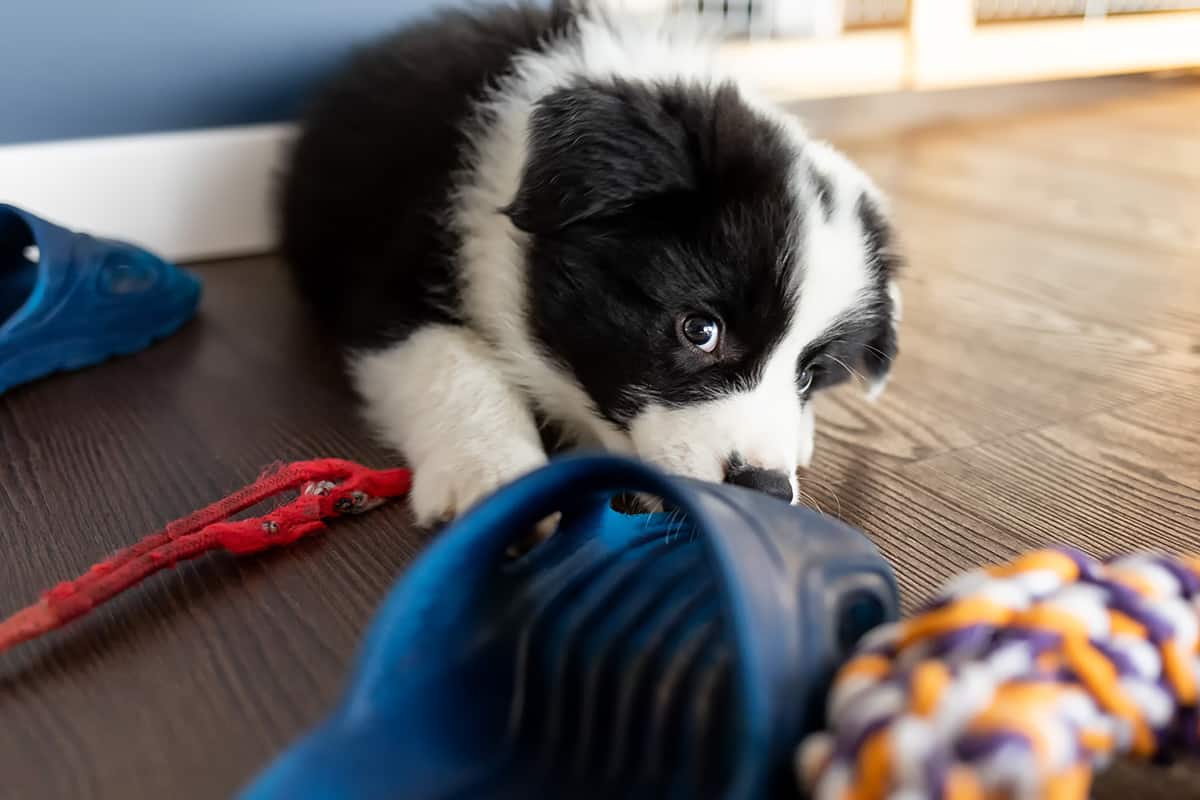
[505,512,564,559]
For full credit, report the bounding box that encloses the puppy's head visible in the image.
[505,79,900,502]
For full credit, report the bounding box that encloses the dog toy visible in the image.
[0,459,411,654]
[799,548,1200,800]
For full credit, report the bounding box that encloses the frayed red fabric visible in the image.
[0,459,411,654]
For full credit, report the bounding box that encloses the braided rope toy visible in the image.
[800,548,1200,800]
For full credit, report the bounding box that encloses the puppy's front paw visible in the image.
[409,446,548,528]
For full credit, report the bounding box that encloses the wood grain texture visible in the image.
[0,257,429,800]
[1,74,1198,799]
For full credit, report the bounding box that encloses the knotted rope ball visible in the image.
[800,549,1200,800]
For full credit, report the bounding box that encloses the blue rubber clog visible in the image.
[242,454,898,800]
[0,205,202,394]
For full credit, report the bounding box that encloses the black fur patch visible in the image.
[504,83,698,233]
[855,192,901,384]
[280,4,571,347]
[509,79,802,425]
[797,312,889,393]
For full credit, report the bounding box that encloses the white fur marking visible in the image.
[349,325,549,525]
[629,340,805,495]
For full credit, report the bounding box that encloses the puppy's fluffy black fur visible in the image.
[283,5,569,346]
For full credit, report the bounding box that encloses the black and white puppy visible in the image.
[282,3,901,526]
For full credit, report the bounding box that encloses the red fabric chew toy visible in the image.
[0,459,411,654]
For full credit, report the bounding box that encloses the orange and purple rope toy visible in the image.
[800,548,1200,800]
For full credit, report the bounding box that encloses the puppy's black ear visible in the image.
[863,280,900,401]
[503,83,697,234]
[855,192,902,400]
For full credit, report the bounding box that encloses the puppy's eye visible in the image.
[680,315,721,354]
[797,365,815,395]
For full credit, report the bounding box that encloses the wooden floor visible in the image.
[2,74,1198,799]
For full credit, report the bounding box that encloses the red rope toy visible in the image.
[0,459,411,654]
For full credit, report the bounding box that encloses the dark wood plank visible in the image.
[804,391,1200,604]
[0,257,426,800]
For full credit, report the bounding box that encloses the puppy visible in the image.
[281,3,901,526]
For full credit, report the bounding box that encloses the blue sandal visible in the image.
[242,454,898,800]
[0,205,202,394]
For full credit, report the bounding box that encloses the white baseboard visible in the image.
[0,124,296,263]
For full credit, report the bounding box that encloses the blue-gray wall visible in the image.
[0,0,453,145]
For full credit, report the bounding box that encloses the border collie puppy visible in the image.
[282,3,901,526]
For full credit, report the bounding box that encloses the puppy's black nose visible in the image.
[725,465,794,503]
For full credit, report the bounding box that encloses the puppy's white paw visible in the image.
[409,446,548,528]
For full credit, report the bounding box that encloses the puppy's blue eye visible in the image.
[680,315,721,354]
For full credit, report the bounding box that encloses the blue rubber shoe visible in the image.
[242,454,898,800]
[0,205,202,394]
